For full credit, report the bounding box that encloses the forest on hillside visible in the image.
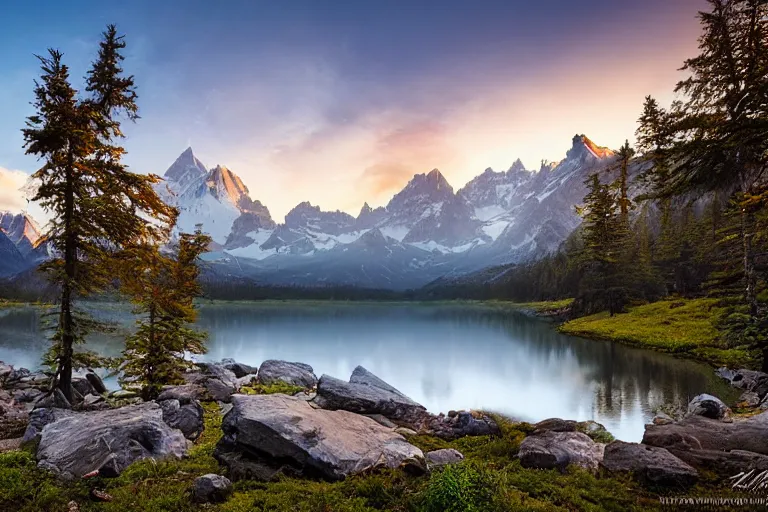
[427,0,768,370]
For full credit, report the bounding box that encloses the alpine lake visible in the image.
[0,301,738,442]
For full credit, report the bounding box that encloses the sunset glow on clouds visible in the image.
[0,0,705,221]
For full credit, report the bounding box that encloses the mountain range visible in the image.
[0,134,636,289]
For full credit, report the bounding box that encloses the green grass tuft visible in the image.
[240,381,307,396]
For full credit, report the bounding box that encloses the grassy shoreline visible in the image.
[551,298,754,369]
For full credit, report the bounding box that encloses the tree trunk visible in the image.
[59,152,76,404]
[742,208,757,317]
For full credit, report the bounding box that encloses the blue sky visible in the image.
[1,0,705,220]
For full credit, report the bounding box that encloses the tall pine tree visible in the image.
[22,26,176,402]
[663,0,768,369]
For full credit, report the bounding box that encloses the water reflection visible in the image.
[0,302,737,441]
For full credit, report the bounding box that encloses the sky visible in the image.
[0,0,706,222]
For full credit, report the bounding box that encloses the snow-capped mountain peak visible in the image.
[163,147,207,190]
[157,149,274,245]
[0,211,41,256]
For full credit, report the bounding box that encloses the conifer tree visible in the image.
[615,140,635,227]
[22,26,176,402]
[120,227,211,400]
[663,0,768,368]
[576,174,626,315]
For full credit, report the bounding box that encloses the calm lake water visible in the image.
[0,302,737,442]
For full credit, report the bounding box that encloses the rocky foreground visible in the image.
[1,360,768,507]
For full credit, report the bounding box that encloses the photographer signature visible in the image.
[730,469,768,493]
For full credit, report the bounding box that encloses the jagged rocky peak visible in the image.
[164,147,207,185]
[357,202,388,229]
[509,158,527,173]
[284,201,356,234]
[359,202,373,217]
[567,134,615,162]
[0,211,41,256]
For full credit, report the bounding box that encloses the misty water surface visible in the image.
[0,302,737,442]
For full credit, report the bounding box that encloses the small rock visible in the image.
[364,414,397,428]
[394,427,417,436]
[109,390,138,400]
[67,501,79,512]
[72,378,97,398]
[90,489,113,502]
[235,375,257,389]
[533,418,577,433]
[424,411,500,440]
[686,394,730,420]
[0,362,13,383]
[192,474,233,503]
[519,430,604,472]
[157,384,205,404]
[739,391,761,407]
[85,372,108,394]
[205,378,236,403]
[12,388,43,404]
[652,412,675,425]
[221,359,258,379]
[159,398,204,440]
[257,360,318,388]
[426,449,464,467]
[199,363,239,389]
[0,437,22,452]
[33,389,72,410]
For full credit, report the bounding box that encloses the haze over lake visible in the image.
[0,302,736,442]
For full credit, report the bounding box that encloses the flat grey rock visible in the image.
[601,441,698,488]
[257,360,318,388]
[519,430,604,471]
[215,394,425,481]
[34,402,189,479]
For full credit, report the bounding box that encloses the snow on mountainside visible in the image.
[0,230,27,277]
[164,134,626,288]
[156,148,275,245]
[0,134,628,287]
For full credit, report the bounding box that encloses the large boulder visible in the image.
[159,399,204,441]
[312,367,427,425]
[686,394,730,420]
[518,431,604,472]
[643,412,768,455]
[31,402,189,479]
[257,360,318,388]
[192,474,232,504]
[601,441,698,488]
[215,394,425,481]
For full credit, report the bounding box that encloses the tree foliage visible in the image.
[21,26,176,401]
[119,227,212,400]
